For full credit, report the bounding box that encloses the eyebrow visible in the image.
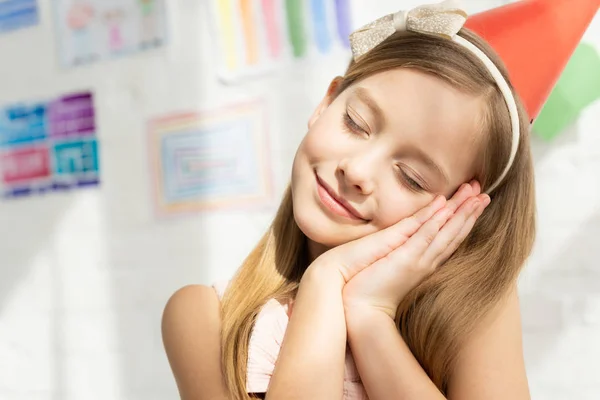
[412,147,450,186]
[352,87,386,130]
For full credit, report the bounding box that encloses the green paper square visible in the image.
[533,43,600,140]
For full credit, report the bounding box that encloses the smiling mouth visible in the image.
[315,173,367,221]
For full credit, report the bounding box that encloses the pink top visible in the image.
[213,281,368,399]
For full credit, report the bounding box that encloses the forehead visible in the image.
[346,68,483,140]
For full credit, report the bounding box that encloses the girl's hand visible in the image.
[304,181,484,293]
[340,181,490,319]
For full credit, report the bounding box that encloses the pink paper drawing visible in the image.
[104,8,126,52]
[66,1,96,64]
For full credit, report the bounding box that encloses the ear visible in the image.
[308,76,344,129]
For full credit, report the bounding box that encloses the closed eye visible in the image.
[398,168,425,192]
[342,111,368,137]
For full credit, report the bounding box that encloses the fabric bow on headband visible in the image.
[350,0,468,60]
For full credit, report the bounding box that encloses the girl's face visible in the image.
[291,68,485,254]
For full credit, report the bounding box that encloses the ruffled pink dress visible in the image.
[213,281,368,399]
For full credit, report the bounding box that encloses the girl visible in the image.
[161,0,595,399]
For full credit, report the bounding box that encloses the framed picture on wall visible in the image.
[0,91,100,198]
[53,0,168,68]
[147,100,274,217]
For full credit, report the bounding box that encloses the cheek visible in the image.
[303,113,348,161]
[291,140,308,185]
[374,187,432,229]
[302,132,334,162]
[291,134,321,188]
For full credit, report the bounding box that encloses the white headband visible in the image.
[349,0,520,194]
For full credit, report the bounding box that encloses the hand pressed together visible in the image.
[305,181,490,320]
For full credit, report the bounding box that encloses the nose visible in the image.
[337,156,376,195]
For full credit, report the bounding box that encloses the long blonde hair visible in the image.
[220,28,536,398]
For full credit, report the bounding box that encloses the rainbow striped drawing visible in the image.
[147,100,274,217]
[211,0,352,82]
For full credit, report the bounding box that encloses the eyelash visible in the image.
[399,169,424,192]
[342,111,367,136]
[342,111,425,193]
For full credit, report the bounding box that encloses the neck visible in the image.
[306,238,330,263]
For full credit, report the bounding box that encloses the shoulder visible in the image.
[162,285,221,335]
[162,284,229,400]
[447,286,531,400]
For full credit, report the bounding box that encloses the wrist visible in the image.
[345,304,397,337]
[302,262,346,291]
[343,294,399,321]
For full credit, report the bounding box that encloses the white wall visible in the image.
[0,1,598,399]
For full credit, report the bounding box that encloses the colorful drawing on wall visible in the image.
[0,0,39,34]
[147,101,274,217]
[210,0,352,82]
[533,42,600,141]
[53,0,168,68]
[0,91,100,198]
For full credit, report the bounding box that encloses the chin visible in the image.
[292,199,360,249]
[294,209,334,247]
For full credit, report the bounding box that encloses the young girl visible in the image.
[161,1,596,399]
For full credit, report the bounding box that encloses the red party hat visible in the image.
[465,0,599,120]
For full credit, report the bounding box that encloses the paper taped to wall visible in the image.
[147,100,274,217]
[0,91,100,198]
[210,0,353,83]
[53,0,168,68]
[0,0,39,34]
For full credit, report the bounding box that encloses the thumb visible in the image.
[332,195,446,282]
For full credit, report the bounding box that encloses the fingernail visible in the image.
[482,195,491,207]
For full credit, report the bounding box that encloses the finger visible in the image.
[434,194,490,266]
[420,196,482,268]
[446,181,480,212]
[336,195,446,279]
[470,180,481,196]
[397,205,454,264]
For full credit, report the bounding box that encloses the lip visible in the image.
[315,173,367,221]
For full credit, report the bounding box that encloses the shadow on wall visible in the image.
[105,214,215,399]
[0,193,76,400]
[0,195,74,311]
